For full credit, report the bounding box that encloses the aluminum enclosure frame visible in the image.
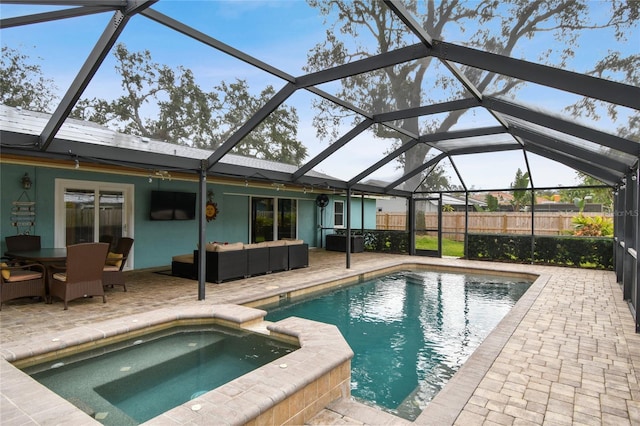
[0,0,638,323]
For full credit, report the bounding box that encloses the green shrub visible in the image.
[467,234,613,269]
[571,214,613,237]
[334,229,410,253]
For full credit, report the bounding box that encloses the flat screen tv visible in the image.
[150,190,197,220]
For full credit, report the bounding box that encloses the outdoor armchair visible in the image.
[0,258,46,310]
[5,235,41,262]
[49,242,109,310]
[103,237,134,292]
[99,234,114,250]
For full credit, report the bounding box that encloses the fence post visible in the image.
[558,214,563,235]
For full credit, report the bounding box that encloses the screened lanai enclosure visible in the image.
[0,1,638,326]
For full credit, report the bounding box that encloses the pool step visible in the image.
[396,362,457,420]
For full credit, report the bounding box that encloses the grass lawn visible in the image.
[415,235,465,257]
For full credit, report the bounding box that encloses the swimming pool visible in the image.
[23,324,297,425]
[265,269,533,420]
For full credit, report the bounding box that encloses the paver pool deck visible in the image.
[2,250,640,425]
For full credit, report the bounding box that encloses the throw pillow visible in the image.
[0,262,9,279]
[106,252,123,268]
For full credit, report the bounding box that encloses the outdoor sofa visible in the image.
[171,240,309,283]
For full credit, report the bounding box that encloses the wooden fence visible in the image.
[376,211,608,239]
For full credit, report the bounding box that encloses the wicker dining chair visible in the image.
[0,259,46,310]
[49,242,109,310]
[103,237,134,292]
[5,235,41,253]
[99,234,114,250]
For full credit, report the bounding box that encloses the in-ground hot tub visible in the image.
[23,324,298,425]
[2,304,353,425]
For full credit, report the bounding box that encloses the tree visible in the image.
[558,172,613,212]
[305,0,639,189]
[210,80,307,165]
[70,44,307,165]
[0,46,58,113]
[510,168,530,212]
[566,51,640,142]
[421,163,452,192]
[485,194,499,212]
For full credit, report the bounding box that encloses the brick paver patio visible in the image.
[2,250,639,425]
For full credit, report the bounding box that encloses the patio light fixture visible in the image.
[154,170,172,181]
[21,173,32,190]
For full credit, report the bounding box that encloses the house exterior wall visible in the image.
[321,196,376,230]
[317,195,377,248]
[1,161,377,270]
[376,196,408,213]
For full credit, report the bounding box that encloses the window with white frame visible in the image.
[334,200,344,228]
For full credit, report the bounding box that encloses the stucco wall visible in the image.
[2,162,377,269]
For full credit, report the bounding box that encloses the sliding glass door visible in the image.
[62,189,125,245]
[277,198,297,240]
[251,197,275,243]
[55,180,134,263]
[251,197,297,243]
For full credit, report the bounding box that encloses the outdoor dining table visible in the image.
[5,248,67,264]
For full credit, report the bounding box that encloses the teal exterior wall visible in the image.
[317,194,377,247]
[297,198,317,246]
[322,195,377,228]
[1,162,377,269]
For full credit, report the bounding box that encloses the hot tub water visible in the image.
[24,325,297,425]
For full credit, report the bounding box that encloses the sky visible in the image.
[1,0,637,191]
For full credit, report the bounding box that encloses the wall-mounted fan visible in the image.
[315,194,329,248]
[315,194,329,208]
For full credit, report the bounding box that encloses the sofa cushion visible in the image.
[215,242,244,252]
[263,240,286,247]
[172,254,194,263]
[283,239,304,245]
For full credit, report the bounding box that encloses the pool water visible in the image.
[265,270,532,420]
[24,325,297,425]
